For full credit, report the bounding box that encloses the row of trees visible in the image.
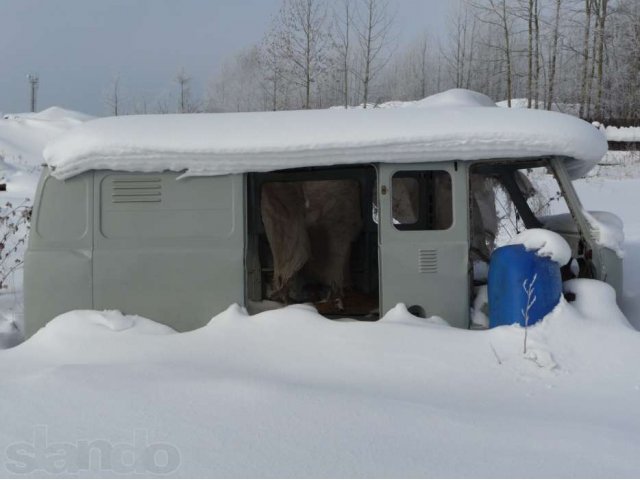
[103,66,199,116]
[206,0,397,112]
[105,0,640,123]
[434,0,640,123]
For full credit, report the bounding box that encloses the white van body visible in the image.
[24,91,617,336]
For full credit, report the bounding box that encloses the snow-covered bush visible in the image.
[0,199,31,289]
[521,273,538,354]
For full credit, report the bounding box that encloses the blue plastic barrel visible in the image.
[488,244,562,328]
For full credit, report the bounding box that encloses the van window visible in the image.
[36,176,89,241]
[522,166,570,223]
[492,166,571,247]
[468,161,573,263]
[392,171,452,230]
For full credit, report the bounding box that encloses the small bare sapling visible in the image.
[0,200,32,290]
[522,273,538,354]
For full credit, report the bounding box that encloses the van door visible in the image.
[92,171,244,331]
[377,163,470,328]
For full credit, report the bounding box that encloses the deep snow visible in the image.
[0,107,93,198]
[604,126,640,142]
[573,161,640,330]
[1,292,639,477]
[0,102,639,477]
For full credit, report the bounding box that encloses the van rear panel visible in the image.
[25,170,245,335]
[25,170,94,337]
[92,171,244,331]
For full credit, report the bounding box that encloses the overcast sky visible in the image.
[0,0,452,115]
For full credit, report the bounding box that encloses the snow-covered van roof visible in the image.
[43,89,607,180]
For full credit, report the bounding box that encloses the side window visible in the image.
[392,171,452,230]
[36,176,89,241]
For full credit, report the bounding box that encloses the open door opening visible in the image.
[246,165,379,318]
[469,160,589,279]
[468,159,597,327]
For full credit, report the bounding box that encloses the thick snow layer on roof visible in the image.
[337,88,497,109]
[413,88,497,108]
[0,106,94,198]
[497,98,582,116]
[1,107,93,167]
[1,106,93,123]
[44,89,607,180]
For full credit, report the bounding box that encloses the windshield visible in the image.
[469,160,578,261]
[496,164,572,246]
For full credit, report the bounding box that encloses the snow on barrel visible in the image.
[488,229,570,328]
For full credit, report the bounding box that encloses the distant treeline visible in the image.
[591,118,640,128]
[104,0,640,124]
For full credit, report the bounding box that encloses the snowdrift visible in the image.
[0,107,93,167]
[0,106,94,197]
[1,95,639,477]
[1,281,639,476]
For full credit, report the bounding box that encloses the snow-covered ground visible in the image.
[0,294,638,477]
[604,126,640,142]
[576,151,640,329]
[0,106,639,477]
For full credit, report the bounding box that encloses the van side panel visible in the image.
[92,172,244,331]
[24,170,94,337]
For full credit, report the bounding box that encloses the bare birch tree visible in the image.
[546,0,562,110]
[533,0,541,108]
[447,1,471,89]
[578,0,593,117]
[199,0,637,120]
[614,0,640,120]
[331,0,354,108]
[261,25,289,111]
[415,33,430,98]
[104,74,122,116]
[594,0,608,119]
[354,0,395,107]
[473,0,514,106]
[279,0,330,109]
[527,0,534,107]
[175,68,197,113]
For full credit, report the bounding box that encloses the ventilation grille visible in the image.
[418,249,438,273]
[111,177,162,203]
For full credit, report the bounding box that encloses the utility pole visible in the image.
[27,73,39,112]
